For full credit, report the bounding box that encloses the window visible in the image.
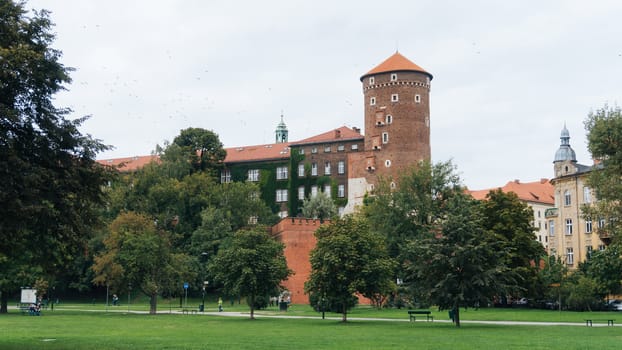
[598,218,606,229]
[247,169,259,182]
[276,166,288,180]
[298,186,305,200]
[324,146,331,153]
[311,147,318,154]
[311,185,318,198]
[324,185,331,198]
[385,160,391,167]
[248,216,258,225]
[324,161,331,175]
[249,191,259,200]
[391,94,398,102]
[276,189,288,202]
[586,218,592,233]
[586,245,593,259]
[338,184,345,198]
[565,218,573,235]
[351,144,359,151]
[390,73,397,81]
[549,220,555,236]
[382,132,389,144]
[337,145,345,152]
[583,186,592,203]
[564,190,571,206]
[386,115,393,124]
[369,76,375,85]
[370,97,376,106]
[221,169,231,183]
[538,211,541,218]
[566,248,574,265]
[311,163,318,176]
[298,163,305,177]
[338,161,345,174]
[299,148,305,155]
[599,244,606,251]
[415,94,421,103]
[279,211,288,219]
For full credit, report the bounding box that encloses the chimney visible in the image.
[540,178,549,184]
[514,179,520,184]
[334,129,341,138]
[352,127,361,134]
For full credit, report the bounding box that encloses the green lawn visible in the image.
[2,303,621,349]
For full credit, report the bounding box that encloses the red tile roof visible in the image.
[290,126,363,146]
[224,143,291,164]
[469,179,554,205]
[97,155,160,172]
[361,52,432,81]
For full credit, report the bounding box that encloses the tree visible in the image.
[92,212,195,314]
[584,243,622,298]
[210,227,291,319]
[160,127,226,177]
[361,161,462,267]
[479,189,546,299]
[301,191,337,220]
[404,193,516,327]
[583,104,622,243]
[0,1,111,312]
[305,215,396,322]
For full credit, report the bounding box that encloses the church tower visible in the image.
[359,52,433,179]
[553,124,577,177]
[275,114,288,143]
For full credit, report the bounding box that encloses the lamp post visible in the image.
[200,252,209,312]
[127,283,132,312]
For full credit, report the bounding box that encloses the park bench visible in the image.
[182,308,198,315]
[584,319,614,327]
[408,310,433,322]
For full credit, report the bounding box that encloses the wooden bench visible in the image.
[585,319,614,327]
[408,310,433,322]
[182,308,198,315]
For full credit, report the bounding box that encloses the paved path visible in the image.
[10,306,618,327]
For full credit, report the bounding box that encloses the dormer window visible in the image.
[390,73,397,81]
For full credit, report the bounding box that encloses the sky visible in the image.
[26,0,622,190]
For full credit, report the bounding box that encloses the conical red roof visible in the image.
[361,52,432,81]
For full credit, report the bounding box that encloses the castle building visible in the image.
[469,179,555,251]
[548,126,607,268]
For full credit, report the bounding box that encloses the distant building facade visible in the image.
[547,126,607,268]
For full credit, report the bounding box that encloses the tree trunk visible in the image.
[455,305,461,327]
[250,295,255,320]
[150,293,157,315]
[0,291,7,314]
[341,301,347,322]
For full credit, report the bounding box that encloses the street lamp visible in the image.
[201,281,209,312]
[127,283,132,312]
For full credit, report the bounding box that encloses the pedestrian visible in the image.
[218,297,223,312]
[112,294,119,306]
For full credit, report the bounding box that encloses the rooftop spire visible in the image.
[275,113,288,143]
[554,124,576,163]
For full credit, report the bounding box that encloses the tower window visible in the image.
[370,97,376,106]
[391,94,399,102]
[385,159,391,167]
[386,115,393,124]
[369,76,375,85]
[382,132,389,144]
[415,94,421,103]
[390,73,397,81]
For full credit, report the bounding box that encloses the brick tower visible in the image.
[359,52,433,181]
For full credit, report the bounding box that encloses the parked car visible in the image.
[514,298,528,305]
[608,299,622,311]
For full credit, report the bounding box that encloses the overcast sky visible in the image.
[27,0,622,189]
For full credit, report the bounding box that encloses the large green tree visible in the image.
[92,212,195,314]
[404,193,517,327]
[210,227,291,319]
[305,215,396,322]
[0,0,110,312]
[361,161,462,281]
[301,191,337,220]
[583,104,622,243]
[479,189,546,299]
[159,127,226,178]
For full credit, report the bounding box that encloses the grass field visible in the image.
[1,302,621,349]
